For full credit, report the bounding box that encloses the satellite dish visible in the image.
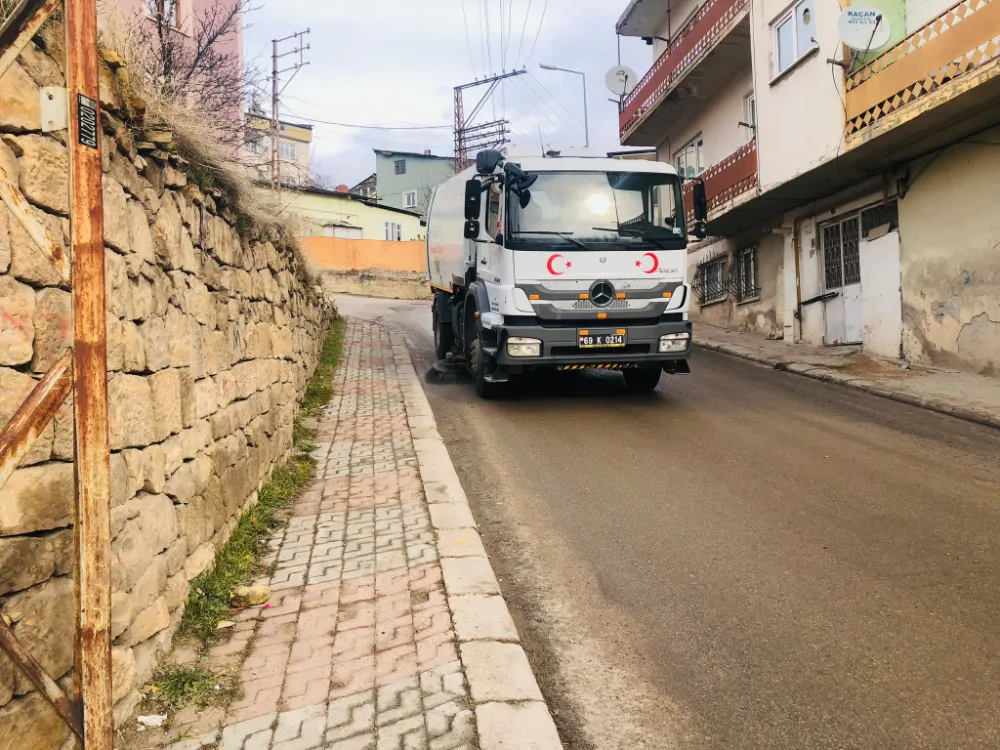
[605,65,638,97]
[838,7,891,51]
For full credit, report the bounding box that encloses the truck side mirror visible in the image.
[464,219,480,239]
[476,150,504,175]
[693,181,708,222]
[464,179,482,221]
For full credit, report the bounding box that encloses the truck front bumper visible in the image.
[490,318,693,376]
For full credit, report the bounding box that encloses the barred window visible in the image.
[861,200,898,238]
[693,254,728,305]
[736,245,760,302]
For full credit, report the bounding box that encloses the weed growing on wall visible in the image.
[179,317,345,644]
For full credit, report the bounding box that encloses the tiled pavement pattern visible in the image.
[166,320,561,750]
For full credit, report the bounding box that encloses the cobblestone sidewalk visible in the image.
[170,320,561,750]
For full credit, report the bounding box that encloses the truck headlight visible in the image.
[507,337,541,357]
[658,332,690,353]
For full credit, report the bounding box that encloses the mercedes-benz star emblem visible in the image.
[589,280,615,308]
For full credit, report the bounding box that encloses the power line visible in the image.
[477,0,488,78]
[525,73,586,128]
[277,109,451,130]
[460,0,478,78]
[516,0,533,63]
[484,0,494,75]
[514,76,584,136]
[523,0,549,65]
[508,75,578,145]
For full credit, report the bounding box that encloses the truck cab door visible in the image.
[479,183,503,283]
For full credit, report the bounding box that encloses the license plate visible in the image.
[577,329,627,348]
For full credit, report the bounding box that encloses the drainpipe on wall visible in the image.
[792,216,802,342]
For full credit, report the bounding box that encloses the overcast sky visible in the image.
[243,0,651,187]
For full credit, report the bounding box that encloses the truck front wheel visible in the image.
[623,367,661,393]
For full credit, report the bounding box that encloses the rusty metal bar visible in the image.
[0,0,61,80]
[0,615,84,740]
[0,164,72,284]
[65,0,113,746]
[0,349,72,490]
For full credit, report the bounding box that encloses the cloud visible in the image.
[244,0,652,185]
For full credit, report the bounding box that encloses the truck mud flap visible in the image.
[481,346,510,383]
[662,360,691,375]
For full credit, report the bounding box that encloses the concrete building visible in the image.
[263,185,424,241]
[351,173,378,199]
[616,0,1000,376]
[244,113,314,188]
[374,149,455,216]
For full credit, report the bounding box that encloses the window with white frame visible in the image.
[735,244,759,302]
[675,136,704,178]
[280,140,297,159]
[394,159,407,175]
[385,222,403,241]
[403,190,418,209]
[772,0,817,76]
[743,93,756,142]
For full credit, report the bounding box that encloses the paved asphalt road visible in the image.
[337,295,1000,750]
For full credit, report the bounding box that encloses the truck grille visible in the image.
[571,298,628,310]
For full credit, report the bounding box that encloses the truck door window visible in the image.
[485,183,501,238]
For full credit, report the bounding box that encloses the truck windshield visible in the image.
[507,171,686,250]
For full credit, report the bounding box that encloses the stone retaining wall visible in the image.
[0,22,334,747]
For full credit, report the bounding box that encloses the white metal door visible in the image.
[859,231,902,358]
[822,216,863,345]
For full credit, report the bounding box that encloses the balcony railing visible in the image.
[682,139,758,222]
[845,0,1000,136]
[619,0,750,140]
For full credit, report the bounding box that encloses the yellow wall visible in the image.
[266,188,424,241]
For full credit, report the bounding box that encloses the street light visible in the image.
[539,63,589,150]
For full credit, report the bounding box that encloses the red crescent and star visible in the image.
[546,254,572,275]
[635,253,660,274]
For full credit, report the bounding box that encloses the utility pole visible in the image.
[270,29,310,192]
[454,69,526,172]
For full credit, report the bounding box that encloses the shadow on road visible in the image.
[424,365,689,405]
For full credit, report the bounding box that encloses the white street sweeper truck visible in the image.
[425,148,708,398]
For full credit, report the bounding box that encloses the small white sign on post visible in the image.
[838,7,891,51]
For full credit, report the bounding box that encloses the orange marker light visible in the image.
[579,330,589,335]
[597,313,607,319]
[616,293,626,299]
[579,293,589,300]
[662,292,673,298]
[529,294,539,300]
[616,329,626,335]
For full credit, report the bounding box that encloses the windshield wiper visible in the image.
[516,230,592,251]
[592,226,670,249]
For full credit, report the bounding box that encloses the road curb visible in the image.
[696,341,1000,432]
[389,337,565,750]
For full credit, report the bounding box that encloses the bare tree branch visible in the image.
[132,0,261,145]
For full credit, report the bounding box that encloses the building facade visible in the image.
[616,0,1000,375]
[244,113,314,188]
[351,173,378,199]
[261,186,424,241]
[374,149,455,216]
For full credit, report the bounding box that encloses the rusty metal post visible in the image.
[65,0,113,747]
